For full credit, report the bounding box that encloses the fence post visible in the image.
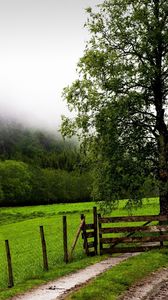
[93,207,98,255]
[40,226,49,271]
[98,214,103,255]
[81,214,89,256]
[63,216,69,263]
[5,240,14,288]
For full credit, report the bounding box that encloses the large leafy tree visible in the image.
[62,0,168,214]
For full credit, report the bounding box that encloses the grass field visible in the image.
[0,198,160,300]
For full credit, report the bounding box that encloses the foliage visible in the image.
[0,160,32,205]
[0,160,91,206]
[62,0,168,211]
[30,168,92,205]
[0,120,92,206]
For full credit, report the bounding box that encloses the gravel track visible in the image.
[11,253,137,300]
[10,252,168,300]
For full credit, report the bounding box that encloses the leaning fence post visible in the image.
[93,207,98,255]
[40,226,49,271]
[69,217,85,261]
[5,240,14,288]
[63,216,69,263]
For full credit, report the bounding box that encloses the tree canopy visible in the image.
[62,0,168,213]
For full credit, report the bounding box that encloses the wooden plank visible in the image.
[100,234,168,244]
[85,224,94,230]
[101,245,163,254]
[99,225,168,234]
[63,216,69,263]
[99,215,168,223]
[86,231,95,238]
[5,240,14,288]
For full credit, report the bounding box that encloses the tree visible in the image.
[0,160,32,205]
[61,0,168,214]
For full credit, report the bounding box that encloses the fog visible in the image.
[0,0,99,132]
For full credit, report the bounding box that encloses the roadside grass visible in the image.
[0,198,160,299]
[65,249,168,300]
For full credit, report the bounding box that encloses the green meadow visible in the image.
[0,198,160,299]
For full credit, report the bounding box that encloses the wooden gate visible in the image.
[98,214,168,255]
[81,207,98,256]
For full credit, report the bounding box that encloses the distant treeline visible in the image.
[0,121,79,171]
[0,122,91,206]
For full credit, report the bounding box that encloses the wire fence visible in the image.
[0,212,94,289]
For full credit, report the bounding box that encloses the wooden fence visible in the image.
[4,216,77,288]
[98,214,168,255]
[3,207,98,288]
[4,209,168,289]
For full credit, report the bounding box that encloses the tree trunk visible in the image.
[158,134,168,215]
[159,191,168,215]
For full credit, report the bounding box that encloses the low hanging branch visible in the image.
[69,218,85,260]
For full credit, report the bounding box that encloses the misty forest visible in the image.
[0,120,92,206]
[0,117,158,207]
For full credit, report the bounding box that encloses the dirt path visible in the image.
[11,253,138,300]
[120,267,168,300]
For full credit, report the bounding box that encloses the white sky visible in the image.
[0,0,99,131]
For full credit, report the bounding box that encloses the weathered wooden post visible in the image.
[98,214,103,255]
[93,207,98,255]
[63,216,68,263]
[40,226,49,271]
[5,240,14,288]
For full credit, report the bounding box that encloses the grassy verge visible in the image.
[65,249,168,300]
